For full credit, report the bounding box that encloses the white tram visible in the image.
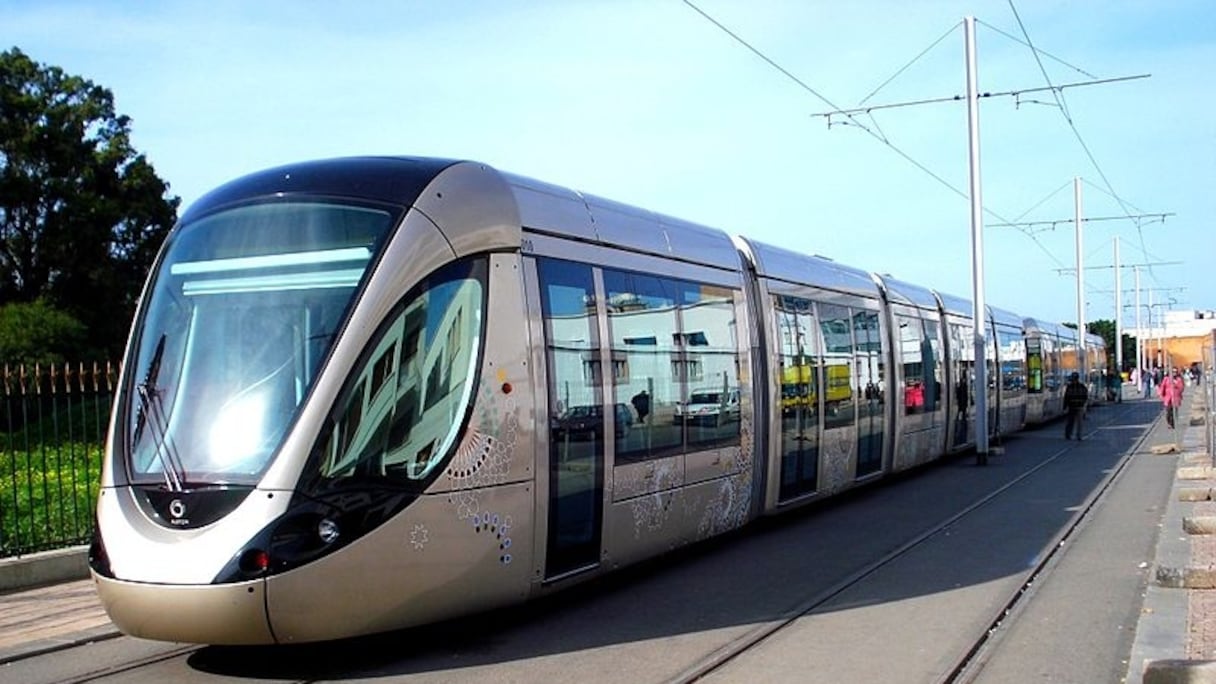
[90,157,1100,644]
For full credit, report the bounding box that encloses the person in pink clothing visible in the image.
[1158,367,1185,429]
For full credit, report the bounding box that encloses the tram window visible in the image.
[949,322,974,414]
[680,282,740,448]
[776,295,820,500]
[538,258,607,574]
[922,319,942,412]
[539,259,603,463]
[818,303,855,430]
[896,315,924,415]
[308,258,487,485]
[369,342,397,402]
[604,269,683,462]
[998,328,1026,394]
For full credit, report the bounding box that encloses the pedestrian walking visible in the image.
[1159,367,1185,429]
[1063,372,1088,440]
[631,390,650,424]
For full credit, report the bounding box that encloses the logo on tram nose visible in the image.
[169,499,186,520]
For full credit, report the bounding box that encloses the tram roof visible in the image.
[735,237,881,299]
[988,305,1025,329]
[505,173,742,272]
[180,156,459,222]
[934,290,973,318]
[872,274,939,310]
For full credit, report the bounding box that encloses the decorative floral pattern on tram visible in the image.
[443,366,521,565]
[694,418,754,539]
[821,428,856,494]
[410,523,429,551]
[620,459,682,538]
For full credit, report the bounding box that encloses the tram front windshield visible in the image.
[124,201,397,487]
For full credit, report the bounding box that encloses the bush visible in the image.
[0,300,88,366]
[0,440,102,556]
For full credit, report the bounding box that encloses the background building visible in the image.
[1128,309,1216,371]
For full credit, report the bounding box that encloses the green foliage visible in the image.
[1086,319,1116,365]
[1,393,109,556]
[1,47,180,359]
[0,441,101,556]
[0,300,88,365]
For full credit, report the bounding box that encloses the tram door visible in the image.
[536,258,604,579]
[776,295,821,501]
[853,309,884,477]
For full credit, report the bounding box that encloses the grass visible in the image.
[1,395,111,557]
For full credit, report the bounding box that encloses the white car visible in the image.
[675,388,741,426]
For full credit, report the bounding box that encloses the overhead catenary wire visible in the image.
[813,74,1147,120]
[857,22,960,107]
[681,0,1178,294]
[974,18,1098,80]
[1001,3,1072,120]
[681,0,1066,271]
[1000,1,1157,282]
[681,1,977,211]
[1013,180,1073,222]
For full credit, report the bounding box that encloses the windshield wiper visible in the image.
[134,334,187,491]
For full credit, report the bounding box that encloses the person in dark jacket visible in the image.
[631,390,650,424]
[1063,372,1089,440]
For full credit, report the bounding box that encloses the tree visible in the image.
[1086,319,1116,364]
[0,299,85,366]
[1081,319,1134,371]
[0,47,179,359]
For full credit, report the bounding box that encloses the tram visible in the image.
[89,157,1101,644]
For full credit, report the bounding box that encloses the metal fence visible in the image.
[1,362,116,558]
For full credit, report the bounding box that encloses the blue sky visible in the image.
[6,0,1213,326]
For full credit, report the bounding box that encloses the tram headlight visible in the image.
[317,518,340,545]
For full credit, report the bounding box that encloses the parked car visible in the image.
[552,403,634,439]
[675,388,740,426]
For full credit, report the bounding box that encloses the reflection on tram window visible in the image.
[537,257,604,576]
[897,314,924,415]
[998,327,1027,393]
[896,314,942,416]
[604,269,682,461]
[922,319,942,412]
[817,303,854,430]
[603,269,742,463]
[681,283,740,449]
[776,295,820,500]
[853,308,883,477]
[315,258,487,484]
[539,259,603,462]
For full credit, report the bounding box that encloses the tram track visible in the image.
[669,402,1159,684]
[45,644,201,684]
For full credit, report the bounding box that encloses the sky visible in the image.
[5,0,1214,327]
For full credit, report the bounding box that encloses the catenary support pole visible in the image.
[1114,236,1122,384]
[1134,266,1142,394]
[964,16,988,464]
[1075,177,1086,380]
